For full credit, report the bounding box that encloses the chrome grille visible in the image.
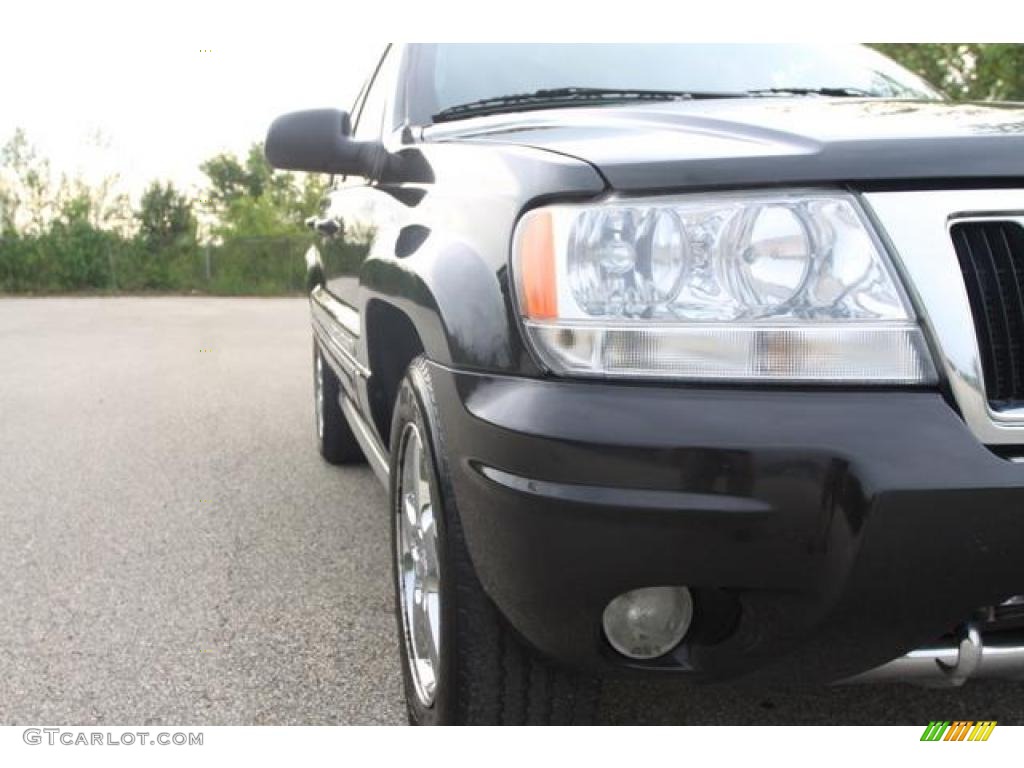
[862,189,1024,445]
[951,221,1024,407]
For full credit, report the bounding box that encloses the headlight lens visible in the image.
[728,204,812,308]
[513,190,936,383]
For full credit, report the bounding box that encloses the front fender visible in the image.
[356,142,607,374]
[359,231,525,372]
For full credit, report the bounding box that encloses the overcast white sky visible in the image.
[3,0,1015,204]
[2,3,384,200]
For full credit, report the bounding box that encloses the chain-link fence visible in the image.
[200,237,310,294]
[0,234,312,295]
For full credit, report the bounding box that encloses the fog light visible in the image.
[602,586,693,660]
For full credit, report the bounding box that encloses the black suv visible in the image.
[266,43,1024,725]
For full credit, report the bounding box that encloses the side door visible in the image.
[319,45,399,326]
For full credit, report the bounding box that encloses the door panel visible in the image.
[319,44,397,331]
[321,186,376,320]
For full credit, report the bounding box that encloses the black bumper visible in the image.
[427,361,1024,684]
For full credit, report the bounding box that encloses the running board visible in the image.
[340,395,390,487]
[844,624,1024,686]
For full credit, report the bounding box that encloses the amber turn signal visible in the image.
[516,210,558,320]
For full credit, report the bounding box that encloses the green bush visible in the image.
[207,237,309,295]
[0,229,312,295]
[1,136,323,296]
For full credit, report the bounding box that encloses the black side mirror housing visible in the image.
[264,108,386,177]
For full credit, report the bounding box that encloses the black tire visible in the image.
[390,356,600,725]
[313,339,364,465]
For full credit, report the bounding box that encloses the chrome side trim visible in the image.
[341,394,390,486]
[311,288,370,380]
[312,315,368,381]
[863,189,1024,445]
[311,285,362,338]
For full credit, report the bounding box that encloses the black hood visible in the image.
[428,98,1024,191]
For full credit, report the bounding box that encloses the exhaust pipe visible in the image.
[844,623,1024,687]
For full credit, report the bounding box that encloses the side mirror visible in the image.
[264,108,385,177]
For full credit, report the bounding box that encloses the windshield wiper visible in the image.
[746,86,875,98]
[431,86,747,123]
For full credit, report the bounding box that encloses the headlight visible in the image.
[513,190,936,383]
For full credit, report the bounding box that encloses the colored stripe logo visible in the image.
[920,721,997,741]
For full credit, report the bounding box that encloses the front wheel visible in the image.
[389,356,600,725]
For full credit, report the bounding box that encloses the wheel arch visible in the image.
[365,298,426,450]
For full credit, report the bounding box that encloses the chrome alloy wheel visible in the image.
[314,350,325,439]
[396,422,442,707]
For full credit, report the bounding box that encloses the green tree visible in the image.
[199,143,280,211]
[200,142,328,239]
[971,45,1024,101]
[199,152,252,211]
[0,128,54,234]
[872,43,1024,101]
[136,181,197,249]
[55,175,130,232]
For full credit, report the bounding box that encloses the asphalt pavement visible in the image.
[1,297,1021,725]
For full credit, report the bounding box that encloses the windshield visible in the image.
[415,44,942,122]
